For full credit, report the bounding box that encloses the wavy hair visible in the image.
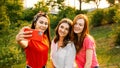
[54,18,73,47]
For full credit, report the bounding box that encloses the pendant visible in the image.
[38,31,43,35]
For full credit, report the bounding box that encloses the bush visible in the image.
[89,9,104,27]
[115,31,120,46]
[113,9,120,24]
[0,46,24,67]
[50,6,76,29]
[76,9,88,14]
[0,20,29,67]
[104,6,117,24]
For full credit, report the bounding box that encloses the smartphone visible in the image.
[24,28,43,41]
[24,28,33,40]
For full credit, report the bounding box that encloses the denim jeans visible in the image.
[94,66,99,68]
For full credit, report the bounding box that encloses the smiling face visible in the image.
[35,16,48,33]
[74,19,85,34]
[58,22,70,37]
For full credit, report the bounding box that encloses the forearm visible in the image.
[84,62,92,68]
[84,49,93,68]
[16,34,28,48]
[17,40,28,48]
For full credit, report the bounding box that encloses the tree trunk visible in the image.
[79,0,82,11]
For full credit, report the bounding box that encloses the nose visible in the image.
[42,23,46,27]
[75,24,79,27]
[61,28,65,32]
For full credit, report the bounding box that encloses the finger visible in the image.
[16,34,25,41]
[23,34,32,38]
[20,26,30,32]
[19,33,32,38]
[19,32,24,35]
[24,31,33,35]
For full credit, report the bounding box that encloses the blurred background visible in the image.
[0,0,120,68]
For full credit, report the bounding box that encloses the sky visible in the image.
[23,0,110,10]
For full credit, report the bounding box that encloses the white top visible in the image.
[50,40,76,68]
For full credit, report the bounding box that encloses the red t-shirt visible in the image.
[24,30,49,68]
[76,35,99,68]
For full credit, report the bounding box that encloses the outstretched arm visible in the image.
[16,26,32,48]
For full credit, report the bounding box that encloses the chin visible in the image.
[74,31,79,33]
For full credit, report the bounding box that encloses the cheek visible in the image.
[35,23,39,28]
[81,27,84,30]
[46,25,48,28]
[35,22,39,26]
[66,30,69,34]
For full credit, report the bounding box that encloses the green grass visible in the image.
[90,24,120,68]
[12,24,120,68]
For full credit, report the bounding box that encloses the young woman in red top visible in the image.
[72,14,99,68]
[16,11,51,68]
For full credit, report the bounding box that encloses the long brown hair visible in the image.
[31,11,51,45]
[72,14,89,53]
[54,18,73,47]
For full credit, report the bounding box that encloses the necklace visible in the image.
[38,31,43,35]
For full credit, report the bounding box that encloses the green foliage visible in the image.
[50,6,76,29]
[76,9,88,14]
[34,1,49,12]
[89,9,104,27]
[103,6,117,24]
[115,31,120,46]
[113,23,120,46]
[0,46,24,67]
[49,14,58,29]
[22,1,49,21]
[57,0,64,4]
[0,21,29,67]
[22,8,36,21]
[0,27,25,67]
[107,0,115,6]
[113,9,120,24]
[90,24,120,67]
[5,0,23,23]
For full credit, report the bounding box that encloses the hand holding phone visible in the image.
[24,28,43,41]
[24,28,33,40]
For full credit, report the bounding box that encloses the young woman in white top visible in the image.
[50,18,76,68]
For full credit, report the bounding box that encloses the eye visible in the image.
[65,28,69,31]
[79,23,82,26]
[60,25,64,28]
[75,23,83,26]
[45,22,48,25]
[39,21,44,24]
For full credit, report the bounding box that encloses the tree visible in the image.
[107,0,115,6]
[0,0,24,67]
[86,0,100,9]
[5,0,23,24]
[78,0,82,11]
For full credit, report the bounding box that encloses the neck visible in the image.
[59,36,64,42]
[77,33,81,37]
[58,37,64,47]
[77,33,81,41]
